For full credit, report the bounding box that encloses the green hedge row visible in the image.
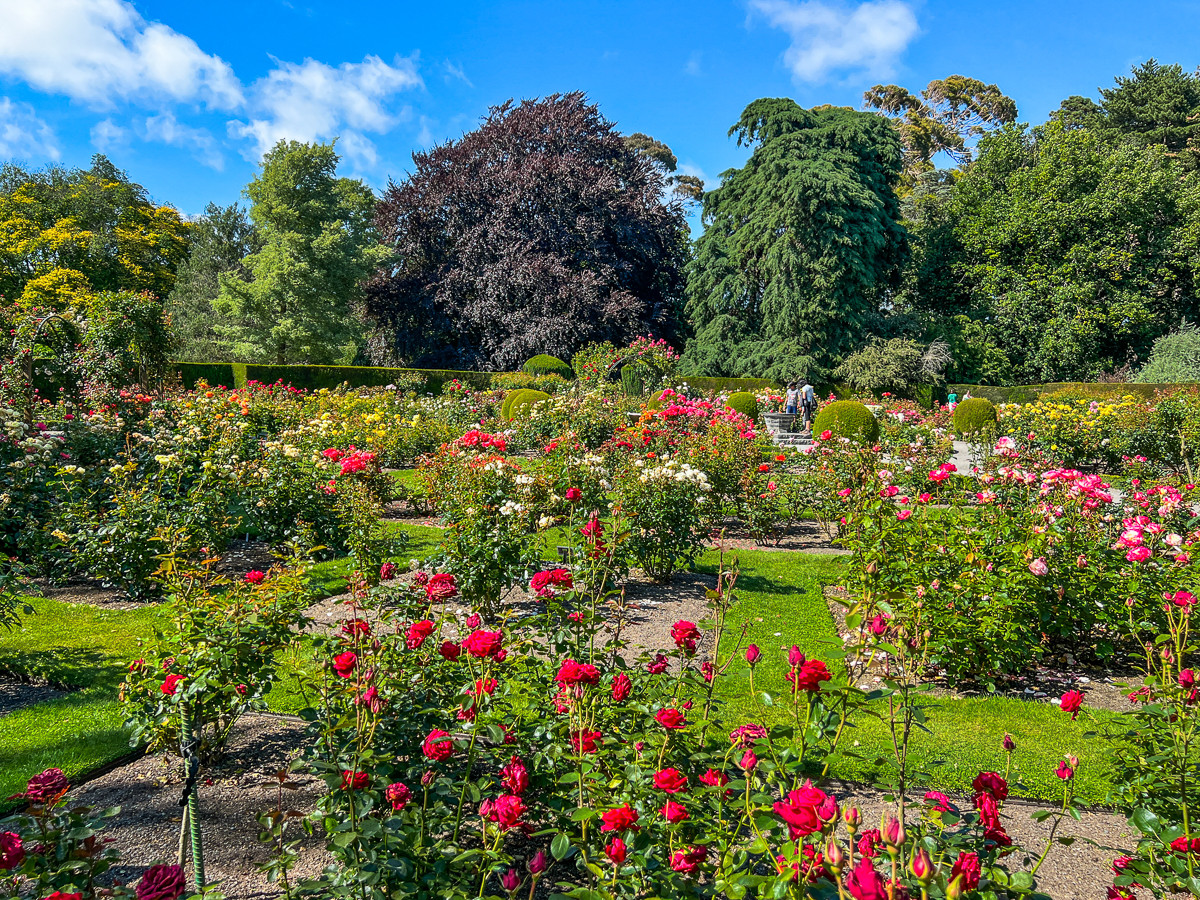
[675,376,781,394]
[945,382,1200,405]
[174,362,498,393]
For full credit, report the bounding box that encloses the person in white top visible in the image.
[800,382,816,430]
[784,383,799,415]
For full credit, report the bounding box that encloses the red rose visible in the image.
[530,568,573,597]
[699,769,729,791]
[600,803,639,832]
[604,837,627,864]
[406,620,435,650]
[555,659,600,688]
[0,832,24,871]
[745,644,761,665]
[341,618,371,637]
[971,771,1008,801]
[23,767,68,804]
[332,652,358,678]
[46,893,83,900]
[379,562,398,581]
[439,640,461,660]
[655,708,687,730]
[426,573,458,602]
[787,659,831,692]
[566,487,582,501]
[161,673,185,695]
[857,828,881,859]
[670,845,706,875]
[494,794,526,829]
[500,755,529,795]
[653,768,688,793]
[471,678,498,696]
[1059,689,1085,718]
[571,729,601,753]
[773,781,830,838]
[661,799,689,823]
[135,863,185,900]
[844,857,887,900]
[948,851,981,891]
[670,620,701,655]
[611,671,632,702]
[423,729,454,761]
[923,791,953,813]
[244,570,266,584]
[462,630,503,659]
[647,653,669,674]
[386,782,411,811]
[341,770,369,790]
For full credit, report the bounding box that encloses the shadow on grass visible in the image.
[0,647,126,691]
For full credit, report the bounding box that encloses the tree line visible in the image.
[3,63,1200,387]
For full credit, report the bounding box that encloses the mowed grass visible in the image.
[697,548,1116,804]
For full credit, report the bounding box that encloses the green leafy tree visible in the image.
[215,141,388,364]
[684,99,907,381]
[167,203,259,361]
[1099,59,1200,153]
[624,132,704,202]
[1136,322,1200,383]
[834,337,949,396]
[863,75,1017,184]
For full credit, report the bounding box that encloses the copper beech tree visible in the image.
[363,92,690,370]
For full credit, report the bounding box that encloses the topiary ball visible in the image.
[726,391,759,420]
[645,389,669,411]
[953,397,998,437]
[522,355,573,380]
[506,389,551,420]
[813,400,880,444]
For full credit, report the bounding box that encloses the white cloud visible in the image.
[0,0,243,109]
[90,118,128,151]
[0,97,59,161]
[443,60,473,88]
[145,112,224,170]
[228,54,422,163]
[684,51,703,77]
[749,0,919,82]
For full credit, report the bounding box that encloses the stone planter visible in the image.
[763,412,797,434]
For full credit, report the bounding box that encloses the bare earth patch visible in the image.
[0,677,66,716]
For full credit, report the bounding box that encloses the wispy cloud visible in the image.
[684,51,703,77]
[0,98,59,161]
[145,112,224,169]
[90,118,128,152]
[749,0,919,82]
[443,60,473,88]
[0,0,242,109]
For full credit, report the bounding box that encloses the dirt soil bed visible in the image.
[0,677,67,716]
[706,519,847,553]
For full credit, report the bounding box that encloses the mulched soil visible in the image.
[0,677,66,716]
[74,713,328,900]
[705,519,848,554]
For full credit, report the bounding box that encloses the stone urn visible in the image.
[763,411,796,434]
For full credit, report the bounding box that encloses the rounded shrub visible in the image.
[645,389,669,411]
[813,400,880,444]
[522,355,573,380]
[725,391,759,420]
[506,389,551,420]
[953,397,998,437]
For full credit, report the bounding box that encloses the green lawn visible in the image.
[1,528,1118,811]
[697,549,1115,804]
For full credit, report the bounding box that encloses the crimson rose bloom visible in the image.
[600,803,639,832]
[386,782,411,811]
[699,769,729,790]
[0,832,24,871]
[379,561,398,581]
[426,572,458,602]
[136,863,185,900]
[788,659,831,692]
[604,837,627,864]
[844,857,887,900]
[661,799,689,823]
[462,630,503,659]
[555,659,600,688]
[46,893,83,900]
[332,651,358,678]
[971,771,1009,801]
[653,768,688,793]
[611,672,632,702]
[161,673,185,695]
[745,644,761,665]
[670,845,707,875]
[670,620,701,655]
[565,487,582,501]
[439,640,461,660]
[923,791,953,813]
[773,781,830,839]
[530,568,573,597]
[949,851,981,891]
[423,729,455,761]
[571,729,601,753]
[1060,689,1085,718]
[647,654,669,674]
[342,770,369,790]
[244,570,266,585]
[494,794,526,829]
[23,767,69,804]
[655,708,687,729]
[341,618,371,638]
[406,620,435,650]
[501,755,529,794]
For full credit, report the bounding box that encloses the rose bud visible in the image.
[528,850,548,876]
[501,869,520,893]
[882,815,905,848]
[910,848,934,882]
[843,806,862,830]
[745,644,761,666]
[1003,733,1016,752]
[825,838,845,874]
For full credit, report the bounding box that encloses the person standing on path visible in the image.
[800,381,817,431]
[784,383,799,416]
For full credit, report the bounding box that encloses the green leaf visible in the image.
[550,832,572,861]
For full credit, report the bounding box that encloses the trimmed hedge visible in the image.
[171,363,499,393]
[175,362,241,389]
[675,376,780,395]
[504,389,550,420]
[944,382,1200,405]
[813,400,879,445]
[953,398,998,437]
[522,355,573,380]
[725,391,760,420]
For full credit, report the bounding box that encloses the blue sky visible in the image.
[1,0,1198,218]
